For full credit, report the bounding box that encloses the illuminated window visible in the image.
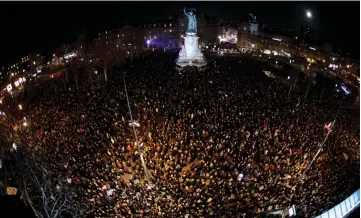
[170,23,172,27]
[169,29,172,32]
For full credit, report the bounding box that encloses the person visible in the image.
[0,51,358,218]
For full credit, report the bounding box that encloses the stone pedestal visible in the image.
[176,34,206,69]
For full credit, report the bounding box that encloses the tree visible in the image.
[93,36,126,83]
[94,41,112,83]
[69,60,79,89]
[0,143,83,218]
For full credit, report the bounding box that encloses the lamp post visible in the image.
[300,83,351,180]
[122,72,151,186]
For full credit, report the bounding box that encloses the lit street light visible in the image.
[306,10,312,18]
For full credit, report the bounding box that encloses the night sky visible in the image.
[0,1,359,66]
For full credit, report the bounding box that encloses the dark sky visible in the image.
[0,1,359,66]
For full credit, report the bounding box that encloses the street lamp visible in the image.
[306,10,312,18]
[122,72,151,186]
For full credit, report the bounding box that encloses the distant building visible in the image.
[138,17,179,49]
[237,14,259,51]
[138,11,222,49]
[300,25,312,42]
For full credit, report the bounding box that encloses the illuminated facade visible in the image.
[91,25,142,65]
[139,17,179,49]
[138,13,222,49]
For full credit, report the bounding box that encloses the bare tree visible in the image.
[2,144,81,218]
[94,40,112,83]
[69,60,79,89]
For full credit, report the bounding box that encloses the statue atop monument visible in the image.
[184,7,197,35]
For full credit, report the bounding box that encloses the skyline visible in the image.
[0,1,359,65]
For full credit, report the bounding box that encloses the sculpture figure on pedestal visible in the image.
[184,8,197,35]
[176,7,206,69]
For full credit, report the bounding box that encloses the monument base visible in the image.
[176,34,206,70]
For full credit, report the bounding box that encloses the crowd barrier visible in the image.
[314,189,360,218]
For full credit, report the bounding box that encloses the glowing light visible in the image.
[18,104,23,110]
[309,47,316,51]
[14,81,19,87]
[272,38,282,42]
[341,83,351,95]
[237,173,244,181]
[6,84,12,92]
[264,50,271,55]
[23,122,27,127]
[306,11,312,18]
[95,71,98,75]
[287,76,290,80]
[33,62,36,65]
[12,143,17,151]
[147,40,150,45]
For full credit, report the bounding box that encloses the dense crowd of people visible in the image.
[0,52,359,218]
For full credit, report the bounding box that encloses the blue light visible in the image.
[340,83,351,95]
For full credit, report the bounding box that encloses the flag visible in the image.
[6,187,17,195]
[343,153,348,160]
[324,122,333,133]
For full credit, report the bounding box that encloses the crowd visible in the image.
[0,52,359,218]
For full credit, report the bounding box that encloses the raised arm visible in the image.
[184,8,187,16]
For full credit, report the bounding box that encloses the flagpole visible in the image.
[122,72,151,185]
[299,95,345,181]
